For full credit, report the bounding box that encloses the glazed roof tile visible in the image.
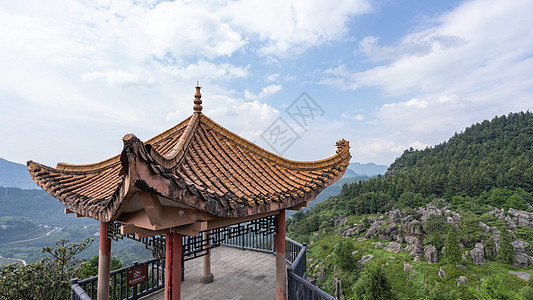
[28,88,351,222]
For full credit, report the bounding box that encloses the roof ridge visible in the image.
[148,113,200,170]
[199,114,351,170]
[51,116,192,172]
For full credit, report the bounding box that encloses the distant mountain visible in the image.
[348,162,388,176]
[342,168,360,178]
[0,158,37,189]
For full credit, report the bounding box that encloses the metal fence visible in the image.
[286,240,336,300]
[71,258,164,300]
[71,223,335,300]
[221,229,275,253]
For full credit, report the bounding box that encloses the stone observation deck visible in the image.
[143,246,277,300]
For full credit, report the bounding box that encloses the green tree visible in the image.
[505,194,527,210]
[458,213,482,248]
[475,275,518,299]
[335,240,355,272]
[362,217,371,229]
[0,238,93,300]
[497,229,515,264]
[444,229,461,264]
[484,237,497,261]
[352,263,397,300]
[79,255,123,279]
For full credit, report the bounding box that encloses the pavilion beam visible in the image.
[97,221,111,300]
[275,210,287,300]
[139,192,163,226]
[165,231,182,300]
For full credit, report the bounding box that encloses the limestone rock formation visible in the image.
[356,255,374,269]
[457,276,467,286]
[508,208,533,227]
[384,242,402,253]
[511,240,532,268]
[334,277,343,300]
[438,268,446,278]
[418,204,442,223]
[424,245,439,264]
[403,261,412,271]
[470,243,486,265]
[386,209,403,224]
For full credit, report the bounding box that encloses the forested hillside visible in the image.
[287,111,533,299]
[296,111,533,225]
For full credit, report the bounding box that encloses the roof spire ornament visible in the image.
[193,84,202,113]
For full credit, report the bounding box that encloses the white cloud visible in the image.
[244,84,283,99]
[319,0,533,142]
[353,138,429,162]
[161,61,249,82]
[355,0,533,97]
[219,0,372,56]
[341,112,364,121]
[82,70,152,87]
[318,65,358,90]
[266,73,280,82]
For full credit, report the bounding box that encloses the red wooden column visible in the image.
[201,231,214,283]
[97,221,111,300]
[165,231,183,300]
[276,210,287,300]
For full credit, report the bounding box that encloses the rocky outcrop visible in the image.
[365,222,382,239]
[404,220,423,235]
[403,261,412,271]
[512,240,533,268]
[342,224,365,238]
[508,208,533,227]
[386,209,403,224]
[356,255,374,269]
[403,236,423,255]
[424,245,439,264]
[372,242,383,248]
[418,204,443,223]
[509,271,530,282]
[462,251,469,261]
[384,242,402,253]
[488,208,506,220]
[317,267,328,280]
[470,243,486,265]
[409,239,423,255]
[457,276,467,286]
[332,215,348,227]
[334,277,343,300]
[413,256,421,262]
[438,268,445,278]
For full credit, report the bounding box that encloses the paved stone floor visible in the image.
[142,246,278,300]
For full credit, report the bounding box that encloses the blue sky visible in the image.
[1,0,532,167]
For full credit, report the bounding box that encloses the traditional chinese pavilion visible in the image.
[27,87,351,300]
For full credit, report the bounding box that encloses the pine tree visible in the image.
[475,275,518,299]
[484,237,496,261]
[444,229,461,264]
[335,239,355,272]
[353,263,397,300]
[497,228,515,264]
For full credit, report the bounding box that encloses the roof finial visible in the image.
[193,84,202,113]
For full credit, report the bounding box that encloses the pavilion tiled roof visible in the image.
[27,87,351,222]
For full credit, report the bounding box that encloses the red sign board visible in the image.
[127,264,148,288]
